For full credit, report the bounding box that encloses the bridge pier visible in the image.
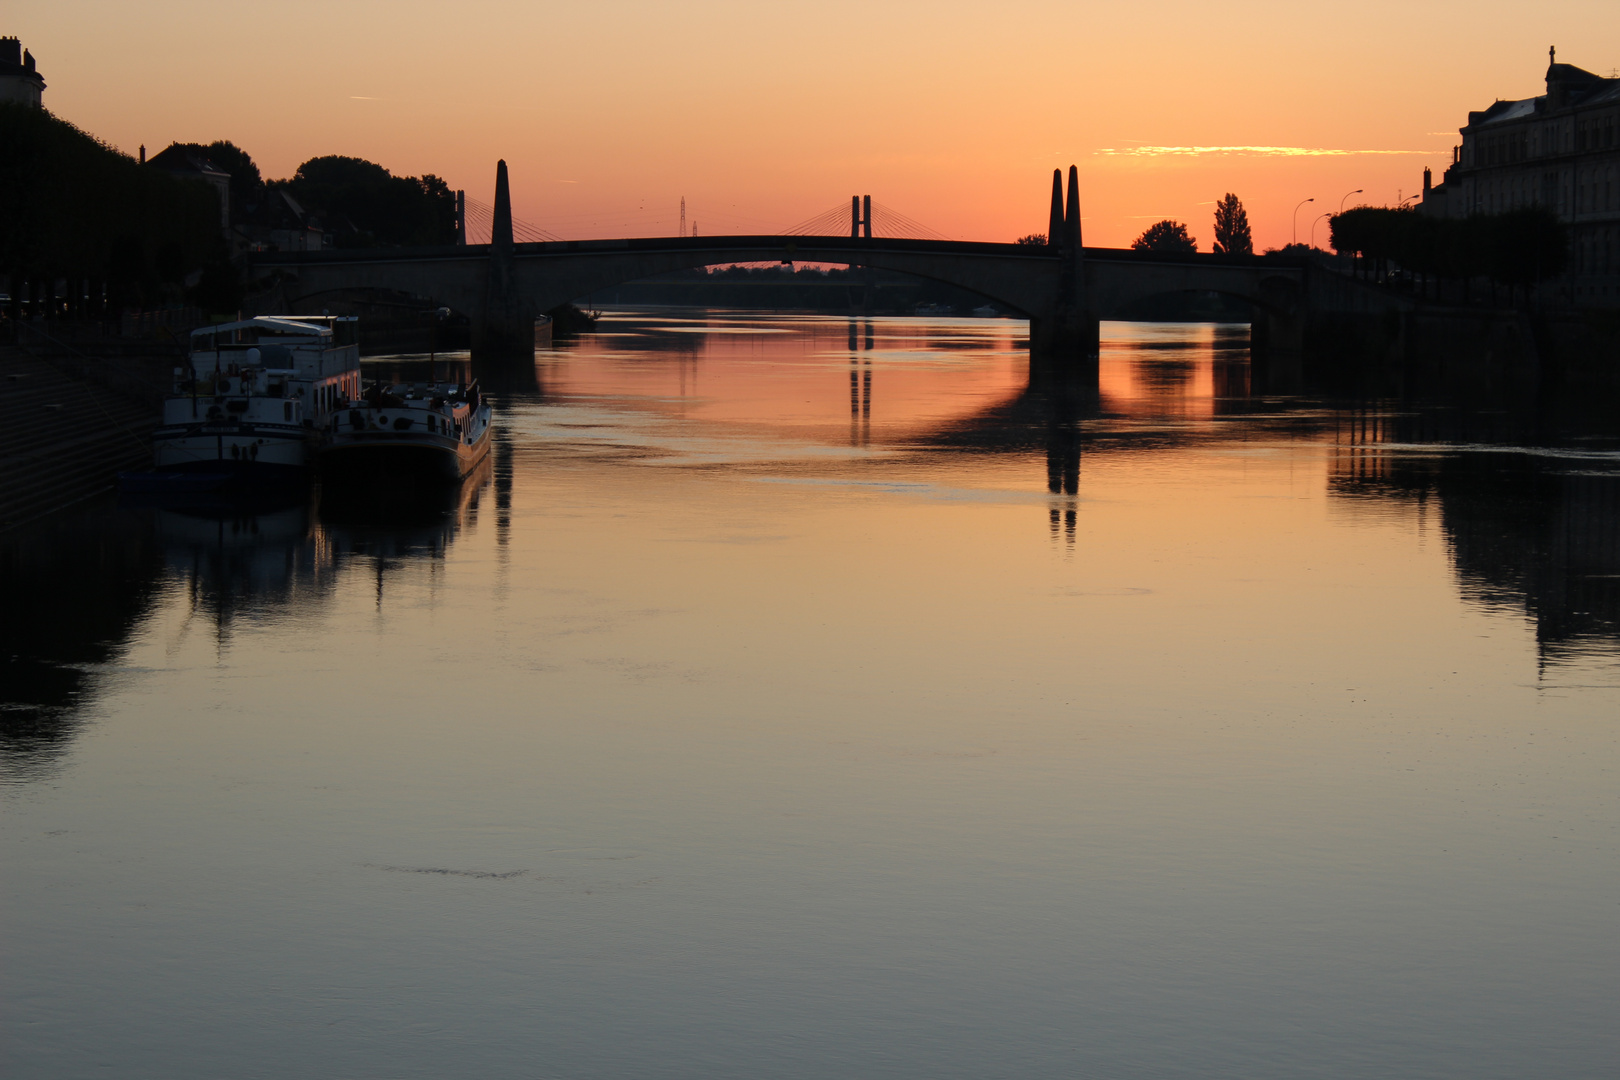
[472,159,537,361]
[1028,314,1099,374]
[1251,314,1305,393]
[1247,277,1308,393]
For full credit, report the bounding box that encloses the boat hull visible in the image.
[151,422,311,482]
[319,428,491,485]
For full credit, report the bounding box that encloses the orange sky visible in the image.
[15,1,1619,249]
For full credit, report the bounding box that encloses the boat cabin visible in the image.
[171,317,362,427]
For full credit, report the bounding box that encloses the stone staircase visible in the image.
[0,347,159,530]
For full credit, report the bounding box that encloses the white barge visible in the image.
[320,380,492,485]
[149,317,361,483]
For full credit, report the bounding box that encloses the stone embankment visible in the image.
[0,346,161,531]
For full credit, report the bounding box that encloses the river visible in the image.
[3,312,1617,1079]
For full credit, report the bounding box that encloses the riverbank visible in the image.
[1297,306,1620,399]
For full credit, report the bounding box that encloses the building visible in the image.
[145,143,328,253]
[146,144,234,230]
[252,189,326,253]
[0,36,45,107]
[1423,49,1620,307]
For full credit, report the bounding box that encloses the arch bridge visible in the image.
[250,163,1333,371]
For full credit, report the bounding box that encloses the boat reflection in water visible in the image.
[6,313,1620,1080]
[2,437,499,782]
[151,494,330,646]
[150,455,497,630]
[316,452,495,563]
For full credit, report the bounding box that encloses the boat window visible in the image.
[284,402,293,421]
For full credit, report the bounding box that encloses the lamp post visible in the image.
[1292,198,1315,247]
[1339,188,1363,214]
[1310,212,1330,251]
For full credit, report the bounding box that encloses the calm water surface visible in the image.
[3,313,1618,1079]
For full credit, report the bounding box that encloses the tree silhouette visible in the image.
[1212,193,1252,256]
[1131,220,1196,253]
[279,155,456,247]
[158,140,262,203]
[1328,205,1567,303]
[1,105,218,314]
[1014,233,1047,245]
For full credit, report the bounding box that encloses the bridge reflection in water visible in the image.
[527,310,1619,647]
[6,313,1616,785]
[3,313,1618,1078]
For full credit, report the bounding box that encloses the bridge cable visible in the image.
[462,196,565,243]
[780,200,949,240]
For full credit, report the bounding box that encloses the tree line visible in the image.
[2,104,224,318]
[146,140,455,250]
[1129,194,1252,256]
[2,107,459,322]
[1119,191,1570,305]
[1329,205,1568,303]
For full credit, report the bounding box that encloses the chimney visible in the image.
[0,37,19,65]
[139,145,146,165]
[22,48,34,72]
[1423,167,1432,193]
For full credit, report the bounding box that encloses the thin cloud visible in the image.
[1096,145,1441,157]
[349,95,384,100]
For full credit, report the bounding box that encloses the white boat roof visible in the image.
[191,316,330,338]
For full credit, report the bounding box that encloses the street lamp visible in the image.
[1339,188,1363,214]
[1310,212,1331,251]
[1293,198,1315,247]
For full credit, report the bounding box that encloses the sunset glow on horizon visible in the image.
[14,0,1619,250]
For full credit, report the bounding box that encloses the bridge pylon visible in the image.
[1030,165,1100,375]
[473,159,537,360]
[1047,170,1063,247]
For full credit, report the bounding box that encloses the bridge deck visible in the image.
[253,235,1309,272]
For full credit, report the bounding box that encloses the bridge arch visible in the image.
[502,239,1058,320]
[559,252,1040,316]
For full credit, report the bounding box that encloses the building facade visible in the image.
[0,36,45,107]
[1424,51,1620,307]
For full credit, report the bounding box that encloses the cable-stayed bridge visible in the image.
[459,194,949,245]
[250,162,1398,374]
